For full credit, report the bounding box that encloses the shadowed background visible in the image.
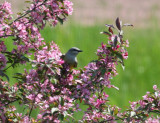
[1,0,160,114]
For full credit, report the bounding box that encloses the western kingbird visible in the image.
[62,47,82,68]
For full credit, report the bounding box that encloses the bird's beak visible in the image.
[78,50,83,52]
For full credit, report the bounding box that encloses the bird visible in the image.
[61,47,82,69]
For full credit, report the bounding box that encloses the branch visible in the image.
[0,34,14,38]
[9,1,46,25]
[4,98,21,106]
[0,1,46,39]
[28,92,40,118]
[28,68,47,118]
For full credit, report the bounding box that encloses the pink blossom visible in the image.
[37,114,43,119]
[129,101,137,110]
[0,53,7,70]
[153,85,157,90]
[63,0,73,15]
[143,95,148,100]
[95,99,105,108]
[0,41,7,52]
[35,94,43,102]
[139,100,147,108]
[103,92,109,99]
[125,39,129,47]
[1,2,12,14]
[122,52,128,59]
[145,117,160,123]
[26,94,35,100]
[22,116,31,123]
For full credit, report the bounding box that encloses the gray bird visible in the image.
[62,47,82,68]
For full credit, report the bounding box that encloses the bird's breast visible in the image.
[64,54,77,64]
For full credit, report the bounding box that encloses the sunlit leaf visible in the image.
[59,97,64,106]
[100,31,111,36]
[51,107,59,114]
[25,1,31,3]
[109,27,113,34]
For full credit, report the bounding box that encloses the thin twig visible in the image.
[28,91,40,118]
[28,67,48,119]
[4,98,20,106]
[9,1,46,25]
[0,34,14,38]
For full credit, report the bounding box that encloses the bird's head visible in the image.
[66,47,82,56]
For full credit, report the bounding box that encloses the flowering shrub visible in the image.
[0,0,159,122]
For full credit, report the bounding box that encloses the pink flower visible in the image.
[0,54,7,70]
[153,85,157,90]
[125,39,129,47]
[35,94,43,102]
[37,114,43,119]
[143,95,148,100]
[63,0,73,15]
[129,101,137,110]
[26,94,35,100]
[22,116,31,123]
[95,99,105,108]
[139,100,147,108]
[103,92,109,99]
[145,117,160,123]
[0,41,7,52]
[122,52,128,59]
[2,2,13,14]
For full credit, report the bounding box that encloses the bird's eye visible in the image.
[73,49,78,51]
[71,49,78,52]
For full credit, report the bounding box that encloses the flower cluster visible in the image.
[31,0,73,27]
[81,92,117,122]
[0,1,12,37]
[0,0,73,77]
[118,85,160,122]
[75,18,131,103]
[0,0,160,122]
[0,54,7,70]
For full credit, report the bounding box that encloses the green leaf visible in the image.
[0,70,9,81]
[114,108,118,115]
[59,97,64,106]
[63,111,68,117]
[20,55,29,62]
[91,70,98,80]
[57,17,64,24]
[115,52,123,62]
[115,52,125,70]
[113,35,118,47]
[28,28,31,35]
[25,1,31,3]
[101,68,106,76]
[58,114,64,121]
[100,31,111,36]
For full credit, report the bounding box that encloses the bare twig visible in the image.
[0,34,14,38]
